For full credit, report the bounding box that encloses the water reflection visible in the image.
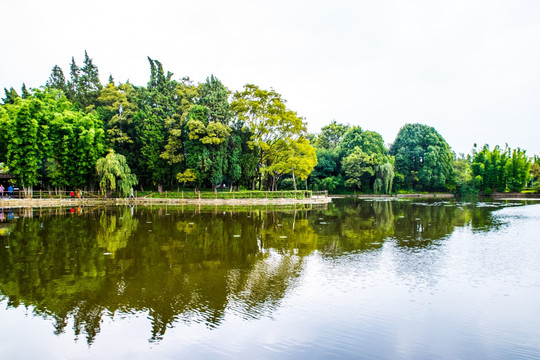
[0,199,523,345]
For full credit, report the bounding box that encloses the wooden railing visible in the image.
[0,189,329,200]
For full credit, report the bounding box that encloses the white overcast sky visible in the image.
[1,0,539,156]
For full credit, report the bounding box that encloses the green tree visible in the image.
[2,87,19,105]
[342,148,379,191]
[176,169,197,189]
[97,81,137,149]
[76,51,103,110]
[471,145,508,194]
[21,84,31,99]
[132,58,179,190]
[46,65,68,94]
[314,120,350,150]
[191,76,232,191]
[390,123,454,191]
[5,100,40,195]
[198,75,230,123]
[96,149,138,196]
[375,162,395,194]
[505,148,531,192]
[67,56,80,102]
[531,156,540,191]
[231,84,306,190]
[339,126,363,158]
[184,104,231,191]
[160,78,199,168]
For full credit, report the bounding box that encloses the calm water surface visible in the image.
[1,199,539,359]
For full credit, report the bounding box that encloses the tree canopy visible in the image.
[390,123,454,191]
[1,52,536,196]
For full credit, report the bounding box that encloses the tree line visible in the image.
[0,52,537,196]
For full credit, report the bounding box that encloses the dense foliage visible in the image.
[470,145,531,194]
[390,123,454,191]
[0,52,537,195]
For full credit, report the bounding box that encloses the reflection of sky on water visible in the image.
[0,201,539,359]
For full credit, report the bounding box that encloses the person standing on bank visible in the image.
[0,184,4,199]
[7,185,13,199]
[129,187,135,199]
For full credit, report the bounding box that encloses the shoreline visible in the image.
[0,196,332,208]
[330,193,455,199]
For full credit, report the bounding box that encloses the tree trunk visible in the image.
[157,184,163,194]
[292,170,297,191]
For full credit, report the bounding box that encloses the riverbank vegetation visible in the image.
[0,52,537,196]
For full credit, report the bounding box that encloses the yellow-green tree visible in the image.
[231,84,307,190]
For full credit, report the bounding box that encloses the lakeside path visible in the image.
[330,193,455,199]
[0,195,332,208]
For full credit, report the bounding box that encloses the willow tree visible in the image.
[96,149,138,197]
[375,162,395,194]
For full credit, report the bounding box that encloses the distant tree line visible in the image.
[0,52,536,195]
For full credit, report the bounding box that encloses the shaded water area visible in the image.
[1,199,539,359]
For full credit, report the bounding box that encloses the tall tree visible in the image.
[160,77,199,168]
[132,58,179,190]
[46,65,68,94]
[231,84,306,189]
[390,123,454,191]
[315,120,350,150]
[471,145,507,194]
[287,138,318,191]
[21,84,31,99]
[2,87,19,105]
[77,51,103,110]
[505,148,531,192]
[198,75,230,123]
[194,75,232,190]
[5,100,40,195]
[339,126,363,158]
[184,104,231,191]
[97,81,137,149]
[67,56,80,102]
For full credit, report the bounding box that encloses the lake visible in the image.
[1,199,539,359]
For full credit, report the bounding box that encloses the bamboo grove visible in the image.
[0,52,537,196]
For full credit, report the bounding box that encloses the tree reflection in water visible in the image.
[0,199,516,344]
